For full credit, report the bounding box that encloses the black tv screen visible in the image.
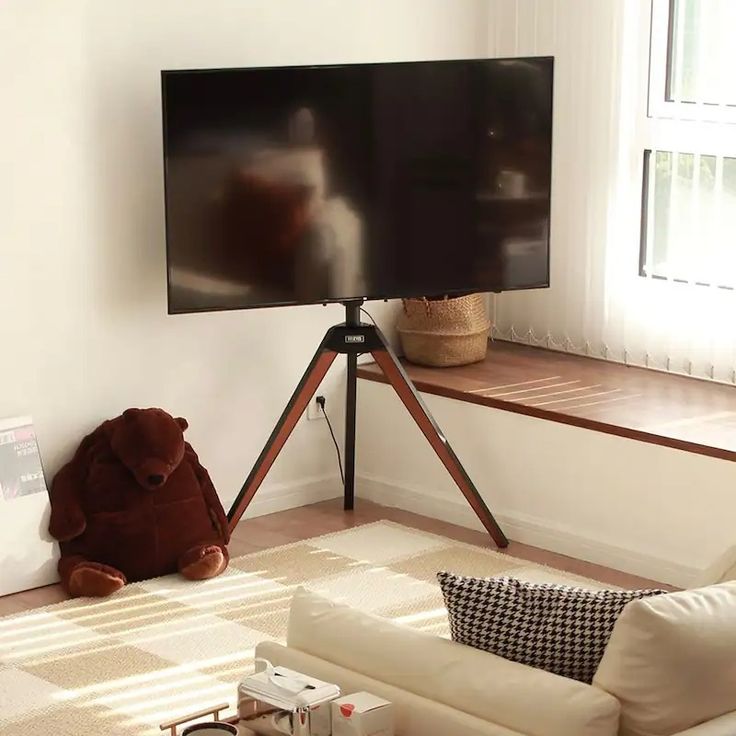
[162,58,553,313]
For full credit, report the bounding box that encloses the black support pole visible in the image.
[342,300,361,510]
[344,353,357,510]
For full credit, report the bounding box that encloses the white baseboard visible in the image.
[243,475,342,518]
[357,474,701,588]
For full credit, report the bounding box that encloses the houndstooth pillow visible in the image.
[437,572,665,683]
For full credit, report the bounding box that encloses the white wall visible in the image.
[356,378,736,588]
[0,0,487,517]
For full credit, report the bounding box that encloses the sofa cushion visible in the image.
[437,572,664,683]
[286,587,621,736]
[593,582,736,736]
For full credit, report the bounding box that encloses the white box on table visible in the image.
[331,692,394,736]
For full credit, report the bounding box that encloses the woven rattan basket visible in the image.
[397,294,490,367]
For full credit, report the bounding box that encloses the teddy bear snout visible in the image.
[137,461,171,490]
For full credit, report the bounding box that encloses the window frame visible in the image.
[639,148,735,290]
[639,0,736,290]
[648,0,736,124]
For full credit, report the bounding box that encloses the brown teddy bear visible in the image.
[48,407,230,597]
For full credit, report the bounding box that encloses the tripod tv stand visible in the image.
[227,300,508,548]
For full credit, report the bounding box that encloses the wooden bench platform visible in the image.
[357,341,736,463]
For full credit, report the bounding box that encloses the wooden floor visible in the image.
[357,340,736,462]
[0,498,672,617]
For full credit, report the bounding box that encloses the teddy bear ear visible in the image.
[176,417,189,431]
[122,408,139,421]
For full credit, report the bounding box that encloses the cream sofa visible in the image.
[256,584,736,736]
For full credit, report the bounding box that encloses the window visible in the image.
[649,0,736,121]
[642,150,736,288]
[641,0,736,289]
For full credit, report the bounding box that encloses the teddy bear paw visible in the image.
[68,562,127,598]
[179,544,228,581]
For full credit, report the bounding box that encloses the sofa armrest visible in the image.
[256,641,523,736]
[284,588,620,736]
[594,582,736,735]
[673,712,736,736]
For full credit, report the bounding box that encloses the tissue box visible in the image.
[331,693,394,736]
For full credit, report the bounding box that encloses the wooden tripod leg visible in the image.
[371,348,508,548]
[228,348,338,530]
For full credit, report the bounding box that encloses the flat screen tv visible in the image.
[162,57,553,313]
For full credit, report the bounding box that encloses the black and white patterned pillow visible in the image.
[437,572,665,683]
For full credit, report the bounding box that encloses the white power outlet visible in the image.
[307,396,326,421]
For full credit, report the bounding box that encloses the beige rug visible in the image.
[0,521,608,735]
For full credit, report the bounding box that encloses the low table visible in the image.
[159,704,322,736]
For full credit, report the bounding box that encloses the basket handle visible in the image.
[401,297,433,317]
[159,703,230,735]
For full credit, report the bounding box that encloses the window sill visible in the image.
[356,341,736,463]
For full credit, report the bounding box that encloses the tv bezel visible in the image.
[161,56,554,315]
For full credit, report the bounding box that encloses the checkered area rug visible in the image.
[0,521,608,735]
